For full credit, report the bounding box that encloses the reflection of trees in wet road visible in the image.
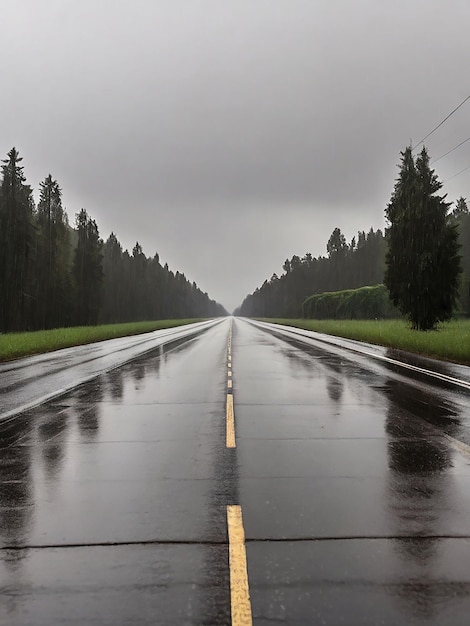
[326,374,344,403]
[38,407,71,482]
[75,386,103,442]
[382,356,462,432]
[105,368,124,401]
[0,427,34,622]
[277,337,348,405]
[0,418,35,553]
[384,377,461,620]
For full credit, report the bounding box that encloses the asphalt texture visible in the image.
[2,317,470,624]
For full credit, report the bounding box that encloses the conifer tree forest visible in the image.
[0,148,226,333]
[237,146,470,323]
[235,226,387,317]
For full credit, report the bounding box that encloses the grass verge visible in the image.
[0,319,207,362]
[257,318,470,365]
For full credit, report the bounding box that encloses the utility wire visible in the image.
[412,95,470,151]
[432,136,470,164]
[444,164,470,183]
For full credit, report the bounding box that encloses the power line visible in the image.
[444,164,470,183]
[412,95,470,151]
[432,136,470,164]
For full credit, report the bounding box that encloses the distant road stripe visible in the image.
[444,433,470,457]
[227,505,252,625]
[228,379,233,389]
[226,394,235,447]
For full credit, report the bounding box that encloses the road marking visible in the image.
[226,322,236,447]
[227,505,252,626]
[226,394,235,447]
[443,433,470,458]
[253,320,470,391]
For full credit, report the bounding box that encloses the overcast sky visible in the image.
[1,1,469,311]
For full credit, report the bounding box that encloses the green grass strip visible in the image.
[0,319,207,362]
[257,318,470,366]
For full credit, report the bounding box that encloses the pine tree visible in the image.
[72,209,103,325]
[130,242,149,320]
[0,148,34,331]
[102,232,124,323]
[451,197,470,314]
[452,196,469,218]
[35,175,70,329]
[384,146,461,330]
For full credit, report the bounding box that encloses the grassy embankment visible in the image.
[258,318,470,365]
[0,319,206,362]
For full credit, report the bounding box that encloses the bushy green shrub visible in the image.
[302,284,399,319]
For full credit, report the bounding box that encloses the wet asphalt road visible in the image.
[0,319,221,420]
[2,317,470,624]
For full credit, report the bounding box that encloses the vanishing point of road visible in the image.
[2,317,470,625]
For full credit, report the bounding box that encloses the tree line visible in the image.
[235,226,386,318]
[236,146,469,330]
[0,147,226,333]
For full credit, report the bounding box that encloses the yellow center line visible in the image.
[226,394,235,448]
[226,323,252,624]
[226,326,235,445]
[227,505,252,625]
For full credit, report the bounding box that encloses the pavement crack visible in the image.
[0,539,229,551]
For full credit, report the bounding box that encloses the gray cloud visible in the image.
[2,1,470,311]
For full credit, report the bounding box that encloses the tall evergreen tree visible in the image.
[72,209,103,325]
[0,148,34,331]
[35,175,70,329]
[451,197,470,314]
[384,146,461,330]
[453,196,469,218]
[326,227,347,258]
[102,232,124,323]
